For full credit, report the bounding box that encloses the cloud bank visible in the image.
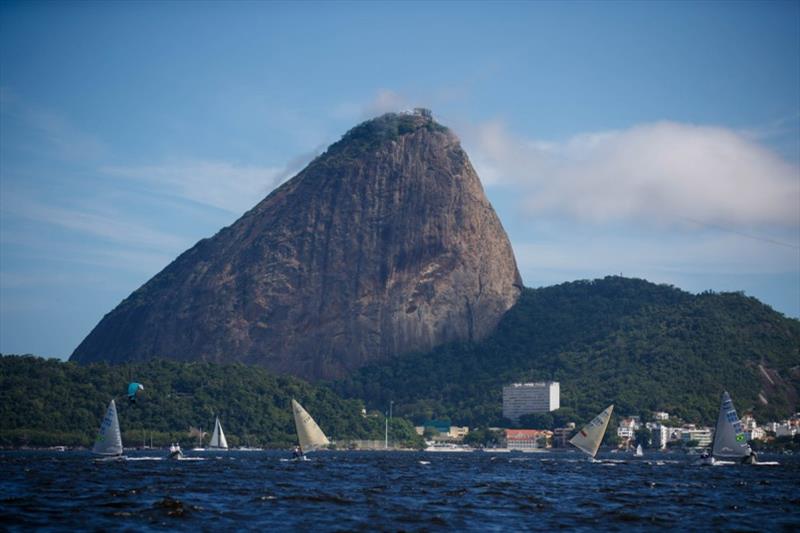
[463,120,800,229]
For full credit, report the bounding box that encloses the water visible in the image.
[1,450,798,531]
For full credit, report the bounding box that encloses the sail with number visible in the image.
[209,416,229,450]
[93,399,123,456]
[712,391,751,458]
[291,399,330,452]
[570,405,614,458]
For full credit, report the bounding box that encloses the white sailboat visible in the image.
[93,399,124,459]
[209,416,229,450]
[570,405,614,460]
[701,391,776,466]
[291,399,329,460]
[634,444,644,457]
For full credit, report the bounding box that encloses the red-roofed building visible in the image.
[504,429,553,450]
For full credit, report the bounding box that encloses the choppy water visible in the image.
[1,450,798,531]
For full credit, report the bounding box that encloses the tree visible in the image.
[517,413,553,429]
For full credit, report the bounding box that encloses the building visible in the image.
[681,427,713,447]
[552,423,576,448]
[505,429,553,450]
[502,382,560,422]
[447,426,470,440]
[654,411,670,421]
[414,421,469,442]
[651,424,672,449]
[617,417,639,440]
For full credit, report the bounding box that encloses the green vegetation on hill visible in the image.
[332,277,800,428]
[325,109,448,157]
[0,356,421,448]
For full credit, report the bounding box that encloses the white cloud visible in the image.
[463,120,800,228]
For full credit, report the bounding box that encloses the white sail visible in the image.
[291,399,330,452]
[635,444,643,457]
[712,391,751,458]
[209,416,228,449]
[92,399,123,456]
[570,405,614,458]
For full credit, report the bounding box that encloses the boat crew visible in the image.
[292,445,305,460]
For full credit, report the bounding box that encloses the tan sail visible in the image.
[570,405,614,458]
[291,399,330,452]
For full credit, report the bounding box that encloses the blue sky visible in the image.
[1,1,798,359]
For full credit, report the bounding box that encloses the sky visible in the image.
[1,1,798,359]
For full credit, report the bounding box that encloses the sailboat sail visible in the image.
[291,399,330,452]
[570,405,614,458]
[93,399,123,456]
[209,417,228,449]
[712,391,751,458]
[635,444,643,457]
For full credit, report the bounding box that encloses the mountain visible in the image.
[70,109,522,380]
[333,277,800,427]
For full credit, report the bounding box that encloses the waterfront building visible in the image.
[415,422,469,442]
[447,426,470,440]
[552,423,576,448]
[776,424,797,438]
[505,429,553,450]
[681,427,713,447]
[652,424,671,449]
[746,427,766,441]
[502,382,560,422]
[654,411,670,421]
[617,417,639,440]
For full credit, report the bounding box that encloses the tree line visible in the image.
[0,355,421,448]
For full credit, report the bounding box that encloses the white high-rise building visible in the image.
[502,382,560,422]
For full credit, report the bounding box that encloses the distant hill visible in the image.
[332,276,800,427]
[0,356,419,448]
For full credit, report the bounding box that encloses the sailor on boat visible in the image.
[741,450,758,465]
[292,445,305,461]
[168,442,184,460]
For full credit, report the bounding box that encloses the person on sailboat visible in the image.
[292,445,305,460]
[168,442,184,460]
[741,449,758,465]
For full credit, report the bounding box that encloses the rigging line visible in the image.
[681,217,800,250]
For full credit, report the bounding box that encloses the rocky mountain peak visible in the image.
[71,110,523,381]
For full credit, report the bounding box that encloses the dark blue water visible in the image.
[1,450,798,531]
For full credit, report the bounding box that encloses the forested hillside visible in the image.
[0,356,418,447]
[333,277,800,427]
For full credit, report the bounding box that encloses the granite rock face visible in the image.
[70,110,523,380]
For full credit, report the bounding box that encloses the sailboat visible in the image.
[291,399,330,460]
[569,405,614,461]
[634,444,644,457]
[93,399,124,460]
[702,391,776,466]
[209,416,229,450]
